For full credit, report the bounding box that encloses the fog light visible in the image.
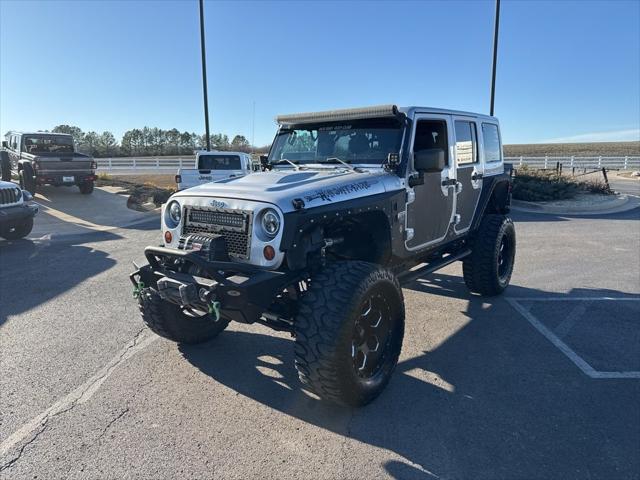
[263,245,275,260]
[164,231,173,244]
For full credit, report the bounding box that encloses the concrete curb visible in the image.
[512,194,639,216]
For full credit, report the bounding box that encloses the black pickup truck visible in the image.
[1,131,97,194]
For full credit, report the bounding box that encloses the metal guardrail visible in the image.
[95,155,640,173]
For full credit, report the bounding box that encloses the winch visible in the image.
[177,232,229,262]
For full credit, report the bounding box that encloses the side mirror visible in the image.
[259,154,270,171]
[414,149,445,173]
[1,141,7,148]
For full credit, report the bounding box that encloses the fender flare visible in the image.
[469,173,512,232]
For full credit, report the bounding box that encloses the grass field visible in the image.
[504,141,640,157]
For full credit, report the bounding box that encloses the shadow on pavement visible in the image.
[179,274,639,479]
[512,206,640,223]
[0,234,118,327]
[32,185,157,234]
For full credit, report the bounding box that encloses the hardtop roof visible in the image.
[5,131,73,137]
[195,150,252,157]
[275,104,498,126]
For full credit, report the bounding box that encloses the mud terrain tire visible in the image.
[138,287,229,344]
[19,164,36,195]
[0,152,11,182]
[463,214,516,296]
[1,217,33,240]
[79,181,94,194]
[294,261,405,406]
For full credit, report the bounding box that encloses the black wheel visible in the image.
[1,217,34,240]
[294,261,405,406]
[19,164,36,195]
[79,181,94,194]
[138,287,229,344]
[463,214,516,296]
[0,151,11,181]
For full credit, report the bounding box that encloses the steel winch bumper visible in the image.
[130,246,299,324]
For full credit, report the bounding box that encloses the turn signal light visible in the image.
[164,231,173,244]
[263,245,275,261]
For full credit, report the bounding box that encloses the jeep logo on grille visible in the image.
[209,199,227,209]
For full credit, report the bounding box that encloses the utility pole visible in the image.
[199,0,211,151]
[489,0,500,116]
[251,100,256,154]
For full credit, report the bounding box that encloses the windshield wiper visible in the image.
[272,159,302,170]
[317,157,355,171]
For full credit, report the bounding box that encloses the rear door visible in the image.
[405,114,456,250]
[453,118,483,233]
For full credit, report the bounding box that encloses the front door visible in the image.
[405,115,456,250]
[453,118,483,233]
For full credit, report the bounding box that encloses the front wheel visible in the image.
[294,261,405,406]
[138,287,229,344]
[463,214,516,296]
[19,164,36,195]
[0,152,11,182]
[1,217,34,240]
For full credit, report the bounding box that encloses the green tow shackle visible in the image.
[208,301,221,322]
[132,281,145,299]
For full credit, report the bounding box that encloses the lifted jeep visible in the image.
[131,105,515,406]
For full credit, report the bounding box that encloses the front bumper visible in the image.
[130,246,301,324]
[36,173,96,186]
[0,203,38,225]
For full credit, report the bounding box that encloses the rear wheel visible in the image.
[294,261,405,406]
[79,181,94,194]
[463,214,516,296]
[138,287,229,344]
[19,164,36,195]
[0,152,11,182]
[1,217,33,240]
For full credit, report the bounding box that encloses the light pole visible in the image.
[490,0,500,116]
[199,0,211,151]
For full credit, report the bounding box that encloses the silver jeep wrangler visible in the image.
[131,105,515,406]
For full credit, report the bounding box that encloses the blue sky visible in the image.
[1,0,639,146]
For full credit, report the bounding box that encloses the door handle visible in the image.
[441,178,457,187]
[471,173,484,181]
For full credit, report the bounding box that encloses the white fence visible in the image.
[96,156,193,173]
[505,156,640,170]
[96,155,640,173]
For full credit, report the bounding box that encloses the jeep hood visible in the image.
[173,168,401,213]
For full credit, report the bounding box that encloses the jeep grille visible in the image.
[182,206,252,260]
[0,188,20,206]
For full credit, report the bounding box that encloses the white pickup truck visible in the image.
[175,151,256,191]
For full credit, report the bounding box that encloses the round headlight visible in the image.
[15,188,22,201]
[261,209,280,237]
[166,200,181,226]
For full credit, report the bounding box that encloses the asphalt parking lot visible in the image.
[1,185,639,479]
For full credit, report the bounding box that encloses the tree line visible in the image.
[49,125,267,157]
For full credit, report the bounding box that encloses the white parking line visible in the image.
[508,296,640,302]
[0,331,158,459]
[506,297,640,379]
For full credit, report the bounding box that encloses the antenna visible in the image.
[199,0,211,151]
[489,0,501,116]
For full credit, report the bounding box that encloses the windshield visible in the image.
[269,118,403,165]
[22,135,74,154]
[198,154,242,170]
